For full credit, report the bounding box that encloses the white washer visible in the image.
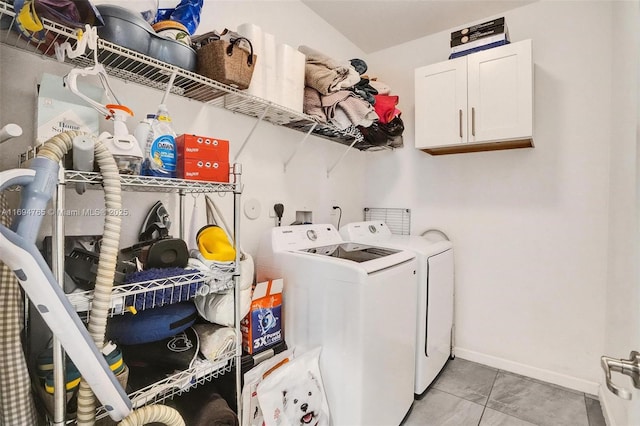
[256,224,417,426]
[340,221,454,396]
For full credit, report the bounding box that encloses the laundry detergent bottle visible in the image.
[142,104,177,178]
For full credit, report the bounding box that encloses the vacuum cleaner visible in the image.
[0,131,185,425]
[0,132,131,420]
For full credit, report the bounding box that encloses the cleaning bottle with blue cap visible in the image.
[142,104,177,178]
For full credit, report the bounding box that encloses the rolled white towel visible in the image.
[192,323,237,361]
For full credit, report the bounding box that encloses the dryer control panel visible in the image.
[340,221,393,242]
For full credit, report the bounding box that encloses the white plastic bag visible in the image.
[194,286,251,327]
[257,347,330,426]
[193,195,255,325]
[205,195,255,290]
[242,349,295,426]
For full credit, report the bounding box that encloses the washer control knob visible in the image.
[368,225,377,233]
[306,230,317,241]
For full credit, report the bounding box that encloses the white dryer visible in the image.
[340,221,454,396]
[256,224,417,426]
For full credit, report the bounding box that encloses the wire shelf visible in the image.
[16,147,240,192]
[67,270,234,316]
[95,352,236,420]
[0,1,368,149]
[64,170,238,193]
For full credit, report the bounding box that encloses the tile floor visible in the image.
[403,358,607,426]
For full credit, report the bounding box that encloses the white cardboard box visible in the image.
[36,73,102,146]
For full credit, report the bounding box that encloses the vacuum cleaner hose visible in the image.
[118,405,186,426]
[37,131,183,425]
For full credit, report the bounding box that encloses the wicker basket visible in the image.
[196,37,257,90]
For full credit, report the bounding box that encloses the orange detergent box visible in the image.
[176,134,229,162]
[241,279,283,355]
[178,159,229,182]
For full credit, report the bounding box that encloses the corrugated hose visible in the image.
[37,131,184,425]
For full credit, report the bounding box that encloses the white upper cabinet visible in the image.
[415,56,468,148]
[415,39,533,155]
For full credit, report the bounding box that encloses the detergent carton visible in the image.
[241,279,283,354]
[176,134,230,182]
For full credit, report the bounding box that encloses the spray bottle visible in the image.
[100,104,144,175]
[133,114,155,156]
[63,65,143,175]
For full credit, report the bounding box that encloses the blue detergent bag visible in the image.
[155,0,203,35]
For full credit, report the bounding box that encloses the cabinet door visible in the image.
[466,39,533,143]
[414,57,467,149]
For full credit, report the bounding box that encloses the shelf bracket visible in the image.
[326,137,358,178]
[283,123,317,172]
[234,106,269,162]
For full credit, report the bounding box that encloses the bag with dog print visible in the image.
[257,347,330,426]
[242,349,295,426]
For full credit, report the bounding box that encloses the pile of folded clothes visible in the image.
[298,45,404,150]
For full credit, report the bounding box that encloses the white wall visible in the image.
[365,1,616,394]
[602,1,640,424]
[0,1,370,255]
[3,0,635,406]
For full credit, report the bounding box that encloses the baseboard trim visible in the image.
[455,347,600,395]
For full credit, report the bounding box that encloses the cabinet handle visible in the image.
[459,109,463,138]
[471,107,476,137]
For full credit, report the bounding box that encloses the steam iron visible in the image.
[120,201,188,269]
[140,200,171,239]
